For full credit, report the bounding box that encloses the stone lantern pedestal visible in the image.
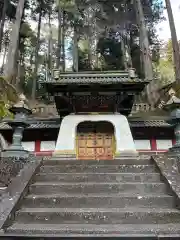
[2,95,32,160]
[164,89,180,154]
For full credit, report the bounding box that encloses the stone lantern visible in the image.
[2,94,32,159]
[128,68,136,78]
[164,88,180,154]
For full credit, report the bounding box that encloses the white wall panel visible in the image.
[156,140,172,150]
[134,140,151,150]
[40,141,56,151]
[22,142,35,152]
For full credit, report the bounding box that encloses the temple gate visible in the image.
[44,71,149,160]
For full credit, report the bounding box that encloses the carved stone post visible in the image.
[164,89,180,154]
[2,94,32,159]
[128,68,136,78]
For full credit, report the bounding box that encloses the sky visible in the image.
[157,0,180,41]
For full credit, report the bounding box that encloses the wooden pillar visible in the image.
[151,138,157,151]
[35,140,41,155]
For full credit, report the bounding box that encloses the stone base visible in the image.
[1,149,30,160]
[167,146,180,156]
[51,154,76,160]
[115,152,139,160]
[55,113,137,155]
[51,151,139,161]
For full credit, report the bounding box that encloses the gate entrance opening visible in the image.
[76,121,115,160]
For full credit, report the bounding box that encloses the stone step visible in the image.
[6,223,180,237]
[15,208,180,224]
[23,194,175,208]
[29,182,169,195]
[40,165,157,173]
[35,172,162,183]
[43,159,152,166]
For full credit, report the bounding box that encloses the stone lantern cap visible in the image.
[164,88,180,111]
[9,94,32,115]
[162,88,180,124]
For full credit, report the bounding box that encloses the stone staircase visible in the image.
[3,157,180,238]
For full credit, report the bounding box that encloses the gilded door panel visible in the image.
[105,147,114,155]
[96,134,104,146]
[104,136,113,146]
[86,134,95,147]
[96,147,105,156]
[78,135,87,147]
[96,149,105,160]
[77,132,96,160]
[86,147,96,159]
[78,147,86,157]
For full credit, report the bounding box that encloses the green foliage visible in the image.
[69,0,164,73]
[0,76,17,118]
[0,0,165,106]
[157,40,175,86]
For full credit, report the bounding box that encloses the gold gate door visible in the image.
[76,122,115,160]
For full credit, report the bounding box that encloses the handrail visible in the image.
[0,156,43,230]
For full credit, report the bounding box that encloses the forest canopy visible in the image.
[0,0,179,117]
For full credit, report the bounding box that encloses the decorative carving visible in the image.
[51,70,146,84]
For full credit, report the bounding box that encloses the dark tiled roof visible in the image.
[47,71,149,84]
[0,119,171,130]
[130,120,170,127]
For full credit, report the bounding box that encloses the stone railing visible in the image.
[131,103,155,114]
[32,104,58,117]
[0,157,25,186]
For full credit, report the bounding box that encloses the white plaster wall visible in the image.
[41,141,56,151]
[22,141,35,152]
[134,140,151,150]
[55,113,136,154]
[156,140,172,150]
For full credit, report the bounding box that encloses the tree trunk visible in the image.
[120,34,128,70]
[1,44,7,73]
[165,0,180,83]
[73,25,78,72]
[31,8,42,100]
[126,43,133,68]
[13,44,20,85]
[48,11,53,73]
[134,0,153,80]
[4,0,25,82]
[133,0,161,107]
[0,0,9,53]
[87,36,92,69]
[56,1,62,69]
[61,10,65,71]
